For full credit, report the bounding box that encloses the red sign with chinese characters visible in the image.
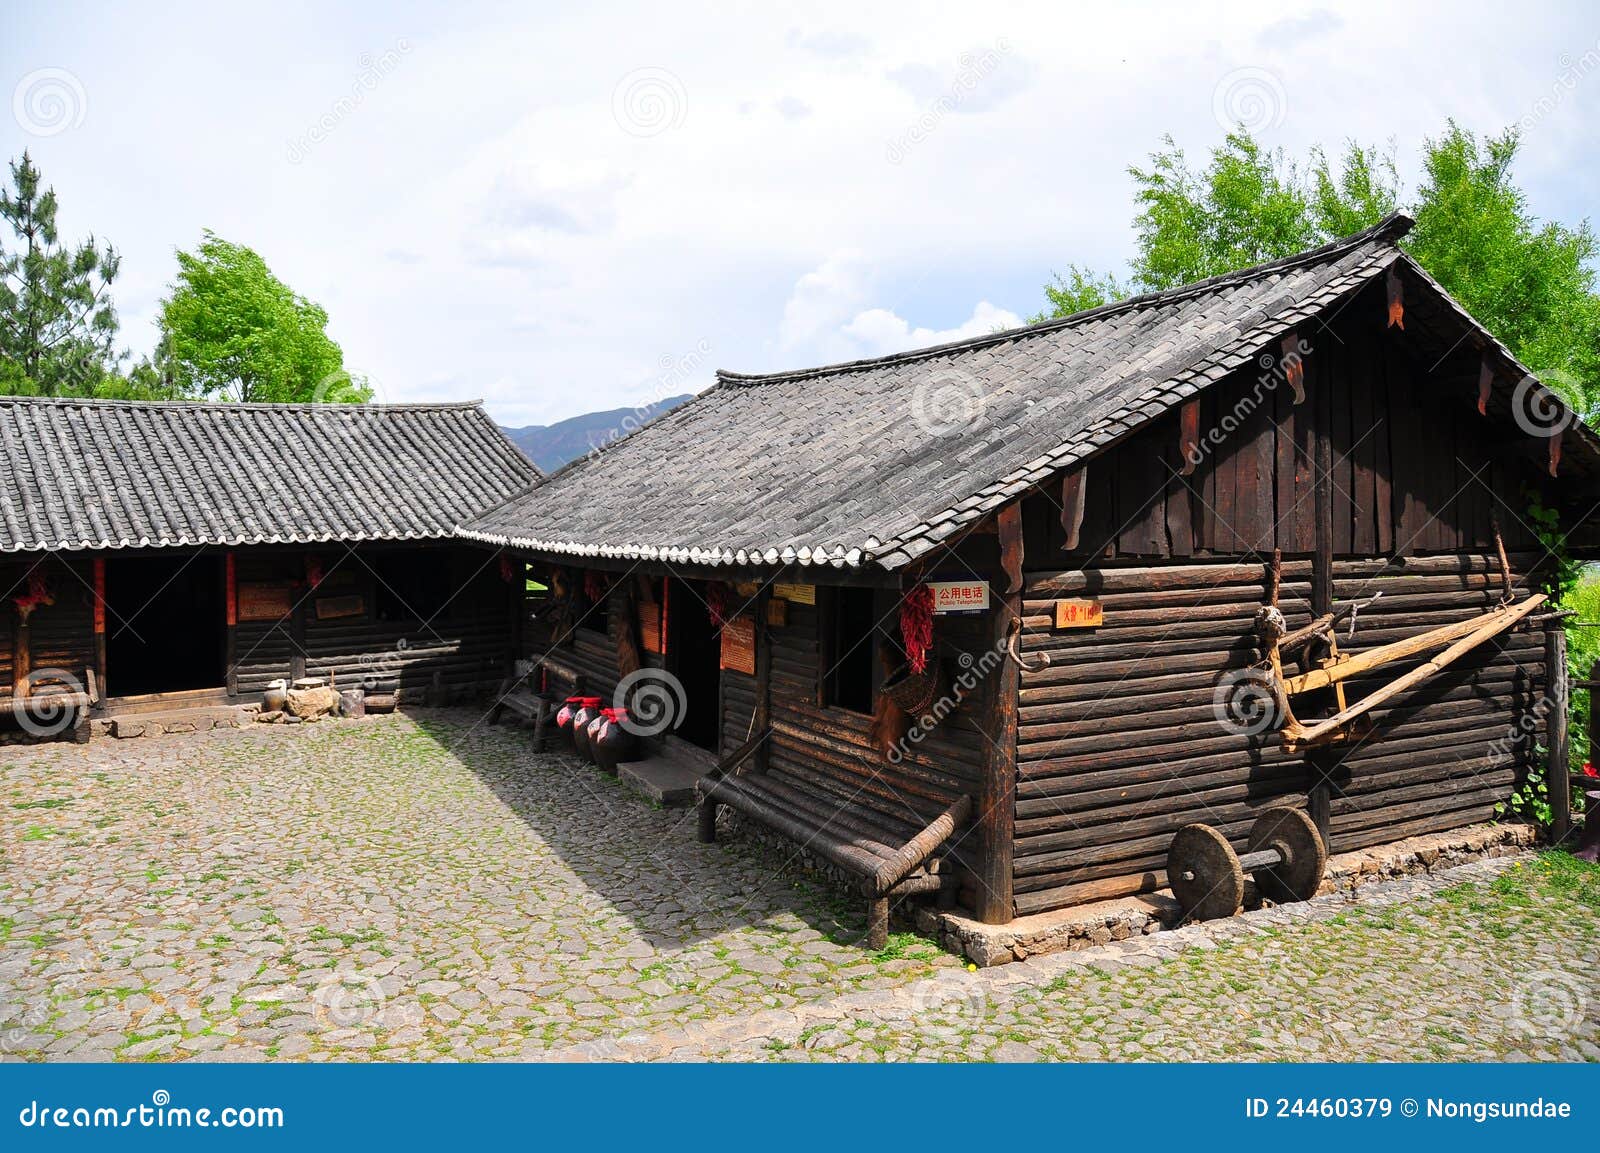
[719,613,756,675]
[1054,598,1104,629]
[928,580,990,615]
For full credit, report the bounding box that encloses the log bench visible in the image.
[6,668,98,743]
[487,656,587,752]
[696,729,971,949]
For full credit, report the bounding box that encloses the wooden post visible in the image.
[977,591,1019,924]
[1546,621,1571,847]
[865,895,890,951]
[223,553,238,698]
[1308,342,1335,850]
[1310,348,1334,620]
[508,557,525,674]
[696,798,718,843]
[1584,657,1600,840]
[753,586,772,773]
[93,558,107,700]
[10,604,26,698]
[290,577,308,683]
[1590,657,1599,782]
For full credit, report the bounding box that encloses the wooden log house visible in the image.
[461,214,1600,933]
[0,399,538,734]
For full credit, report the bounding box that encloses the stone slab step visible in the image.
[617,753,705,808]
[98,704,254,739]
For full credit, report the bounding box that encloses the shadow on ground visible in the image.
[407,710,887,951]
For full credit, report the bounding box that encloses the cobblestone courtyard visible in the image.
[2,711,1597,1062]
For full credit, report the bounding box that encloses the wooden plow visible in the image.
[1255,590,1546,755]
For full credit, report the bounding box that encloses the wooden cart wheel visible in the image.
[1167,823,1244,922]
[1246,805,1327,904]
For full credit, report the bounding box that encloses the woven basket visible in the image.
[879,659,946,717]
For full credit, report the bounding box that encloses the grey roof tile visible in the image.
[0,399,537,553]
[462,218,1423,569]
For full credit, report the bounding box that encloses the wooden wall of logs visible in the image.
[232,546,514,704]
[1027,283,1552,567]
[1010,553,1547,916]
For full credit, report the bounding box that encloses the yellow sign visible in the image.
[1054,599,1103,629]
[773,582,816,605]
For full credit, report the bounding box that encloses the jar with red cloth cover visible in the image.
[571,697,604,762]
[554,696,587,748]
[592,708,637,775]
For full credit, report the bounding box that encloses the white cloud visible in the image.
[842,300,1024,357]
[11,2,1596,429]
[887,42,1032,116]
[778,250,869,350]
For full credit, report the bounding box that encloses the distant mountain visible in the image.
[500,394,694,473]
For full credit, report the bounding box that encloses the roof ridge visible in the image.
[0,396,488,412]
[716,212,1414,388]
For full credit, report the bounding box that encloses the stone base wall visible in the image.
[934,822,1540,967]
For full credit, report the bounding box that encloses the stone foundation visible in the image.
[932,822,1540,967]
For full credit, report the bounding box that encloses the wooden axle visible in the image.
[1174,843,1297,882]
[1168,807,1327,922]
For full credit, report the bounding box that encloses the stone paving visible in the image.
[2,710,1597,1062]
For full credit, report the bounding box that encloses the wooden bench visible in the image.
[696,729,971,948]
[487,656,587,752]
[7,668,98,743]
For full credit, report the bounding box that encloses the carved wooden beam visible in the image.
[997,502,1024,595]
[1477,355,1492,416]
[1058,466,1087,550]
[1179,399,1201,475]
[1281,333,1306,405]
[1385,265,1404,329]
[1550,430,1563,479]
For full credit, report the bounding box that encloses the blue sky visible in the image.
[3,1,1597,426]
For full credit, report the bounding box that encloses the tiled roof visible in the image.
[0,399,538,553]
[461,215,1428,569]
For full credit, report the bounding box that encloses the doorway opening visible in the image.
[105,553,226,698]
[667,577,721,751]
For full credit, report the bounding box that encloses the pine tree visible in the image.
[0,152,123,395]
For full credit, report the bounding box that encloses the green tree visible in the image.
[0,152,123,395]
[160,231,364,403]
[1037,123,1598,420]
[1406,125,1600,421]
[1033,265,1126,322]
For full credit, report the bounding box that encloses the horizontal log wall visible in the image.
[767,598,989,879]
[22,556,96,684]
[233,551,303,697]
[567,627,622,700]
[1011,553,1545,916]
[235,546,512,702]
[1319,554,1543,850]
[1,557,96,695]
[723,667,758,753]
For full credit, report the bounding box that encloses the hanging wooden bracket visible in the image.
[1385,265,1404,329]
[1477,355,1493,416]
[997,502,1024,595]
[1058,465,1087,551]
[1281,334,1306,405]
[1179,399,1202,475]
